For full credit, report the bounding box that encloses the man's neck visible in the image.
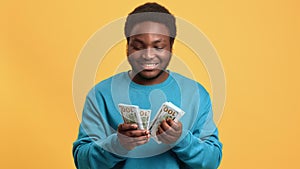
[129,70,169,85]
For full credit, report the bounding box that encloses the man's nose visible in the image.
[142,48,155,60]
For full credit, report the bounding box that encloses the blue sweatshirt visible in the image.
[73,71,222,169]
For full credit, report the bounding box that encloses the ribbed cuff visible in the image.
[95,134,129,156]
[170,129,191,148]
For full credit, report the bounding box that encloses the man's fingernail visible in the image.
[131,124,137,128]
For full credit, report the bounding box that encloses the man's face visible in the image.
[127,21,172,84]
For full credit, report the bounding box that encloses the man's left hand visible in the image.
[156,118,182,144]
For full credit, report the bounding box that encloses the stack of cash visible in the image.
[148,102,185,143]
[118,104,151,130]
[118,102,185,143]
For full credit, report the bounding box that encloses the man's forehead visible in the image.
[129,21,170,37]
[131,33,169,40]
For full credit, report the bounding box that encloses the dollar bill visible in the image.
[118,104,142,129]
[138,109,151,130]
[149,102,185,143]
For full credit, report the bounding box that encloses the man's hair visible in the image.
[124,2,177,46]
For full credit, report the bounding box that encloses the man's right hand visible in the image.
[117,123,150,150]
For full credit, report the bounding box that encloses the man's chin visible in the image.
[137,69,164,80]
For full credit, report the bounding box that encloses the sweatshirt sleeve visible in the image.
[171,88,223,169]
[72,89,129,169]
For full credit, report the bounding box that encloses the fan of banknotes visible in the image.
[118,102,185,143]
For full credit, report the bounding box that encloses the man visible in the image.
[73,2,222,169]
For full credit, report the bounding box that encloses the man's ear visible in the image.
[126,37,130,57]
[126,43,129,57]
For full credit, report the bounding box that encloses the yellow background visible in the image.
[1,0,299,168]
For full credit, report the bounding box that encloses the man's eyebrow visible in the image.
[132,38,144,44]
[132,37,166,45]
[152,39,164,44]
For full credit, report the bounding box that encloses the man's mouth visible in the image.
[140,63,159,70]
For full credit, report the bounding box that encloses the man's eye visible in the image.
[132,46,143,50]
[134,47,142,50]
[155,46,164,51]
